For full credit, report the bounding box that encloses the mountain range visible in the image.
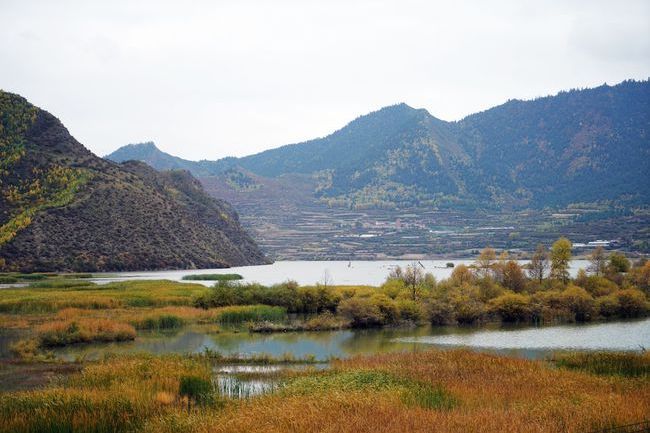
[108,80,650,210]
[0,91,267,272]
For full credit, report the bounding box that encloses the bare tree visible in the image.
[528,243,549,283]
[476,247,496,279]
[587,246,606,276]
[321,269,332,288]
[404,262,424,300]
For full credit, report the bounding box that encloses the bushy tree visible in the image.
[550,237,572,283]
[608,252,630,274]
[450,264,474,286]
[502,260,526,293]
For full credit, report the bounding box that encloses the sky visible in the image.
[1,0,649,161]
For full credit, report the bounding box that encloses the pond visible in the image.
[90,259,591,287]
[46,317,650,362]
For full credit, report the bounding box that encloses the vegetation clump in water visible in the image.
[182,273,243,281]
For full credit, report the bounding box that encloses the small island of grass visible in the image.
[182,273,244,281]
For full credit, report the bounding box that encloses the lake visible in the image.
[91,259,591,287]
[46,318,650,362]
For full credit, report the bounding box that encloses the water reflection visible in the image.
[47,318,650,362]
[396,318,650,353]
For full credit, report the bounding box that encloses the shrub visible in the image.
[489,292,532,322]
[615,289,648,318]
[596,295,620,318]
[0,276,18,283]
[338,297,384,327]
[371,294,399,324]
[560,285,596,322]
[303,311,350,330]
[396,299,425,323]
[449,285,486,324]
[578,275,619,297]
[425,298,455,325]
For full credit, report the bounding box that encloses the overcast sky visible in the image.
[1,0,649,160]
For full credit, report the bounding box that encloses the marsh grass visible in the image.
[0,276,18,283]
[554,351,650,377]
[214,305,286,325]
[16,273,48,280]
[130,315,185,330]
[1,350,649,433]
[37,318,136,347]
[0,280,210,314]
[248,312,350,332]
[0,354,218,433]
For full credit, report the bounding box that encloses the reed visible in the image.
[37,318,136,347]
[554,351,650,377]
[1,350,648,433]
[213,305,287,325]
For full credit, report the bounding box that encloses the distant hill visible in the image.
[0,91,267,272]
[107,80,650,210]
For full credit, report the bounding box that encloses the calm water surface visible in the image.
[91,259,591,287]
[48,318,650,362]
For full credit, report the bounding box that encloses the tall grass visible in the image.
[130,314,185,330]
[214,305,287,325]
[37,318,136,347]
[1,350,648,433]
[0,354,217,433]
[554,351,650,377]
[0,280,210,314]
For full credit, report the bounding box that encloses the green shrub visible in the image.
[396,299,425,322]
[0,276,18,284]
[179,375,214,405]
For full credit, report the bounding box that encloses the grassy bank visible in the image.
[0,350,648,433]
